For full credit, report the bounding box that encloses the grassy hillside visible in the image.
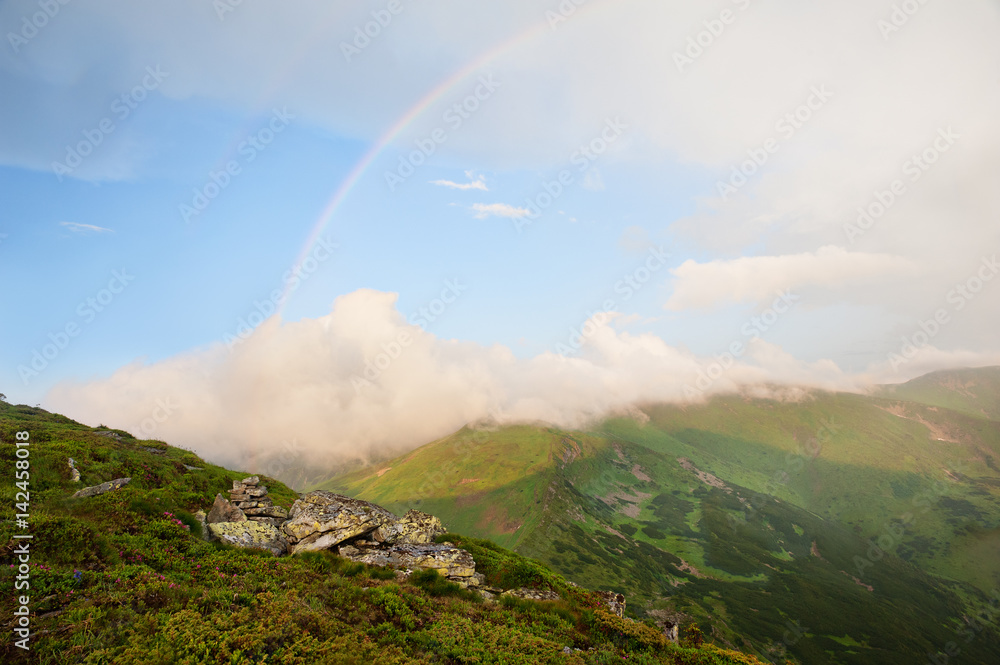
[0,401,769,664]
[875,366,1000,421]
[322,374,1000,665]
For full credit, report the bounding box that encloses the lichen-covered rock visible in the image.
[243,505,288,518]
[373,509,446,545]
[193,510,211,541]
[501,588,561,601]
[597,591,626,618]
[340,542,477,579]
[207,493,246,523]
[67,458,81,483]
[247,516,286,528]
[647,609,683,643]
[283,491,397,554]
[208,521,288,556]
[71,477,130,499]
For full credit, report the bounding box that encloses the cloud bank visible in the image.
[46,289,870,476]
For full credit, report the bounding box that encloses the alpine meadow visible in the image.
[3,1,1000,664]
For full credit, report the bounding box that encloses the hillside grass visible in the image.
[0,402,770,664]
[322,385,1000,664]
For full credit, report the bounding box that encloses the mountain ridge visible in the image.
[318,368,1000,664]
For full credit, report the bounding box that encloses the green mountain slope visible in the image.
[0,401,770,665]
[321,375,1000,665]
[875,366,1000,421]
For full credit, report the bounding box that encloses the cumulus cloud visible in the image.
[431,173,488,190]
[664,246,916,310]
[46,289,870,481]
[470,202,530,219]
[863,346,1000,385]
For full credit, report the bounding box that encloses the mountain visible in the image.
[0,400,770,664]
[875,366,1000,421]
[320,368,1000,664]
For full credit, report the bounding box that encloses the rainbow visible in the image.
[274,2,611,315]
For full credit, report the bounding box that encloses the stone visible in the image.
[373,509,447,545]
[597,591,626,618]
[247,516,286,528]
[207,493,246,524]
[243,505,288,518]
[344,543,477,579]
[244,486,269,498]
[648,609,684,643]
[241,475,260,485]
[183,465,203,471]
[71,477,130,499]
[67,458,80,483]
[208,521,288,556]
[501,588,561,601]
[193,510,211,541]
[283,491,397,554]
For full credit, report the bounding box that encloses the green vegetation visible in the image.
[875,366,1000,421]
[320,369,1000,664]
[0,401,768,664]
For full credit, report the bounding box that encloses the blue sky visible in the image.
[1,0,998,468]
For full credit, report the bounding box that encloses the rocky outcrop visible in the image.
[597,591,626,618]
[71,477,130,499]
[229,476,288,527]
[282,491,397,554]
[372,509,447,545]
[67,458,80,482]
[501,588,561,601]
[648,609,685,643]
[193,510,211,541]
[201,486,487,589]
[279,491,479,586]
[208,521,288,556]
[338,541,482,587]
[207,493,246,523]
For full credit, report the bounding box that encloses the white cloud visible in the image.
[864,346,1000,385]
[431,174,488,190]
[46,289,871,476]
[470,202,530,219]
[59,221,114,234]
[665,246,916,310]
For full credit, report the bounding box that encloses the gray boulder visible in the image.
[338,542,477,583]
[373,509,447,545]
[193,510,212,541]
[208,521,288,556]
[283,491,397,554]
[207,493,246,523]
[71,477,130,499]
